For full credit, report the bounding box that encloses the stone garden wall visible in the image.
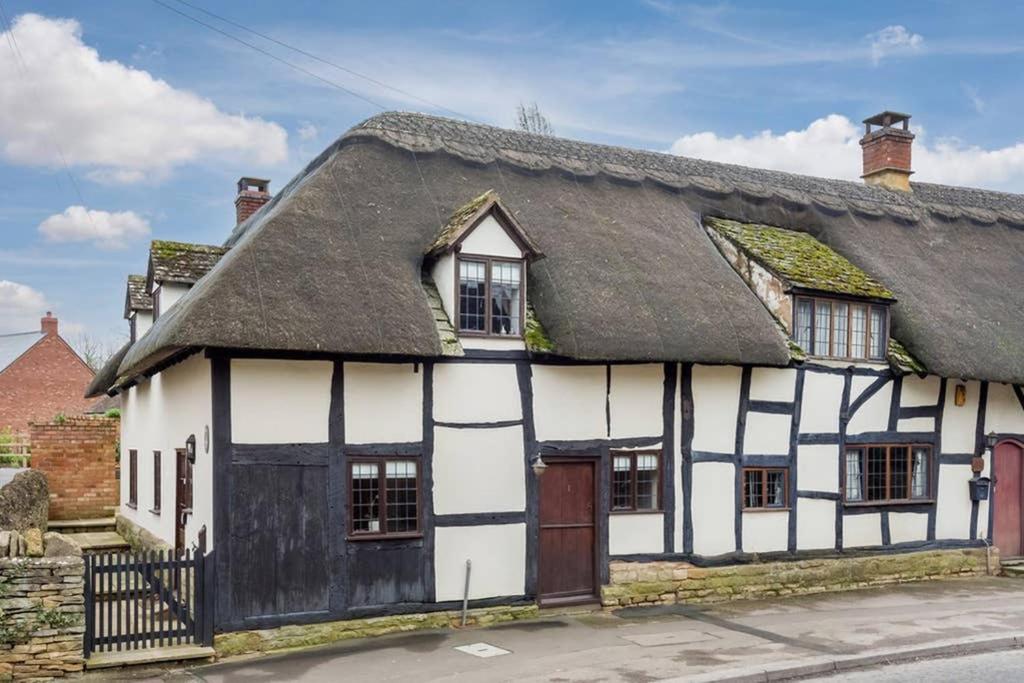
[601,548,995,608]
[0,555,84,680]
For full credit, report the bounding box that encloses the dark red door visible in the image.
[994,442,1024,558]
[538,459,597,604]
[175,449,193,555]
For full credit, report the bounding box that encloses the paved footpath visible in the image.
[91,577,1024,682]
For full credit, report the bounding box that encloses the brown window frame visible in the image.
[844,444,934,505]
[127,449,138,508]
[793,294,888,362]
[742,467,790,511]
[152,287,162,321]
[610,450,662,513]
[347,456,422,541]
[150,450,161,514]
[455,254,527,339]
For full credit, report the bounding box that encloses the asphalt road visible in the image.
[809,648,1024,681]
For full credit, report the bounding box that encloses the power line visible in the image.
[151,0,390,111]
[170,0,476,121]
[0,0,94,214]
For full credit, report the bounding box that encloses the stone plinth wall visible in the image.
[30,417,119,520]
[0,556,85,679]
[602,548,995,608]
[215,604,539,658]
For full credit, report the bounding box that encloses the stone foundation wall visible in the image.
[602,548,995,608]
[215,604,539,658]
[116,514,170,552]
[0,556,85,680]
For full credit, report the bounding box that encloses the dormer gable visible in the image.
[123,274,153,343]
[425,190,543,261]
[145,240,227,320]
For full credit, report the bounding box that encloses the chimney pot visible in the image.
[41,312,58,336]
[235,176,271,226]
[860,111,914,192]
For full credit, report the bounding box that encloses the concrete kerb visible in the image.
[671,633,1024,683]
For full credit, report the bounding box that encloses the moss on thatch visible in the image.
[888,338,927,374]
[427,190,496,255]
[524,304,554,353]
[705,217,895,300]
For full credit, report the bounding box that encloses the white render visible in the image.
[433,363,521,424]
[800,371,844,434]
[691,461,736,556]
[434,524,526,601]
[742,511,789,553]
[796,498,836,550]
[156,282,190,316]
[986,383,1024,434]
[609,513,664,555]
[942,380,981,453]
[459,214,524,259]
[344,362,423,444]
[846,379,892,434]
[692,365,742,453]
[901,375,941,407]
[843,513,883,547]
[433,425,526,514]
[231,359,332,444]
[744,411,791,455]
[532,364,606,441]
[608,364,663,439]
[749,367,796,402]
[797,445,840,492]
[889,512,929,543]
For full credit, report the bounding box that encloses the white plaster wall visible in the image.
[935,463,973,539]
[978,450,992,540]
[609,513,664,555]
[609,364,663,439]
[889,512,928,543]
[797,445,839,492]
[532,365,606,441]
[985,383,1024,434]
[847,380,892,434]
[749,368,796,402]
[459,215,524,259]
[898,417,934,432]
[431,255,455,327]
[742,512,788,552]
[461,337,526,351]
[433,425,525,514]
[435,524,526,601]
[345,363,422,444]
[433,363,521,424]
[843,513,882,547]
[231,359,332,444]
[158,282,190,315]
[796,498,835,550]
[744,412,790,455]
[692,365,742,453]
[799,371,844,434]
[119,354,213,548]
[134,311,153,339]
[691,462,735,556]
[901,375,941,407]
[942,380,981,453]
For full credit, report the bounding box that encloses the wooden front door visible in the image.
[175,448,193,554]
[994,442,1024,558]
[538,459,597,604]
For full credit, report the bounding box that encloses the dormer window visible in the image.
[794,295,888,361]
[458,257,523,336]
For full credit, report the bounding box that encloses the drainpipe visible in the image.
[461,559,472,626]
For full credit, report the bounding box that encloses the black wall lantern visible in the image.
[186,434,197,464]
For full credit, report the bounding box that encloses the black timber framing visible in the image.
[662,363,677,553]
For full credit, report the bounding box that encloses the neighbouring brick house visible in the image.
[0,313,95,433]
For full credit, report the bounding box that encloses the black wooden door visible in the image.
[538,459,597,604]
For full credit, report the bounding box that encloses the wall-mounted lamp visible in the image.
[186,434,197,464]
[531,453,548,477]
[986,432,999,452]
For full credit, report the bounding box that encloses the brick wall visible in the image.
[0,556,85,679]
[602,548,994,608]
[0,335,95,434]
[30,417,119,521]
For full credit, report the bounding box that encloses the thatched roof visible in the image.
[85,341,130,398]
[426,189,543,258]
[116,112,1024,386]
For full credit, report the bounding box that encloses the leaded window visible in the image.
[456,257,524,337]
[844,445,932,503]
[611,452,660,512]
[743,468,788,509]
[349,458,420,538]
[793,296,888,362]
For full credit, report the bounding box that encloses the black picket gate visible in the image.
[83,531,213,657]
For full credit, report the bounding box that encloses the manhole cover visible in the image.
[454,642,511,658]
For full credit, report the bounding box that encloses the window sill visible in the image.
[347,532,423,542]
[148,508,161,516]
[844,499,934,507]
[742,507,791,513]
[456,330,524,340]
[126,502,137,510]
[610,509,663,515]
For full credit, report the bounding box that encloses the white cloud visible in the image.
[0,280,48,334]
[0,14,288,183]
[38,206,151,250]
[867,25,924,65]
[962,82,986,114]
[669,114,1024,190]
[297,122,319,141]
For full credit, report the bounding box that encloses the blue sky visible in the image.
[1,1,1023,351]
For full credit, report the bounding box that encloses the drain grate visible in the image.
[454,642,511,658]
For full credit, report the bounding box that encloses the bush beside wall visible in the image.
[602,548,995,608]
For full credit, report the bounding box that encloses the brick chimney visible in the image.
[860,111,914,192]
[40,311,58,336]
[235,177,271,225]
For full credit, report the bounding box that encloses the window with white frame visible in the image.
[794,296,888,361]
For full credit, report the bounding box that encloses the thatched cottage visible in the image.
[88,111,1024,633]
